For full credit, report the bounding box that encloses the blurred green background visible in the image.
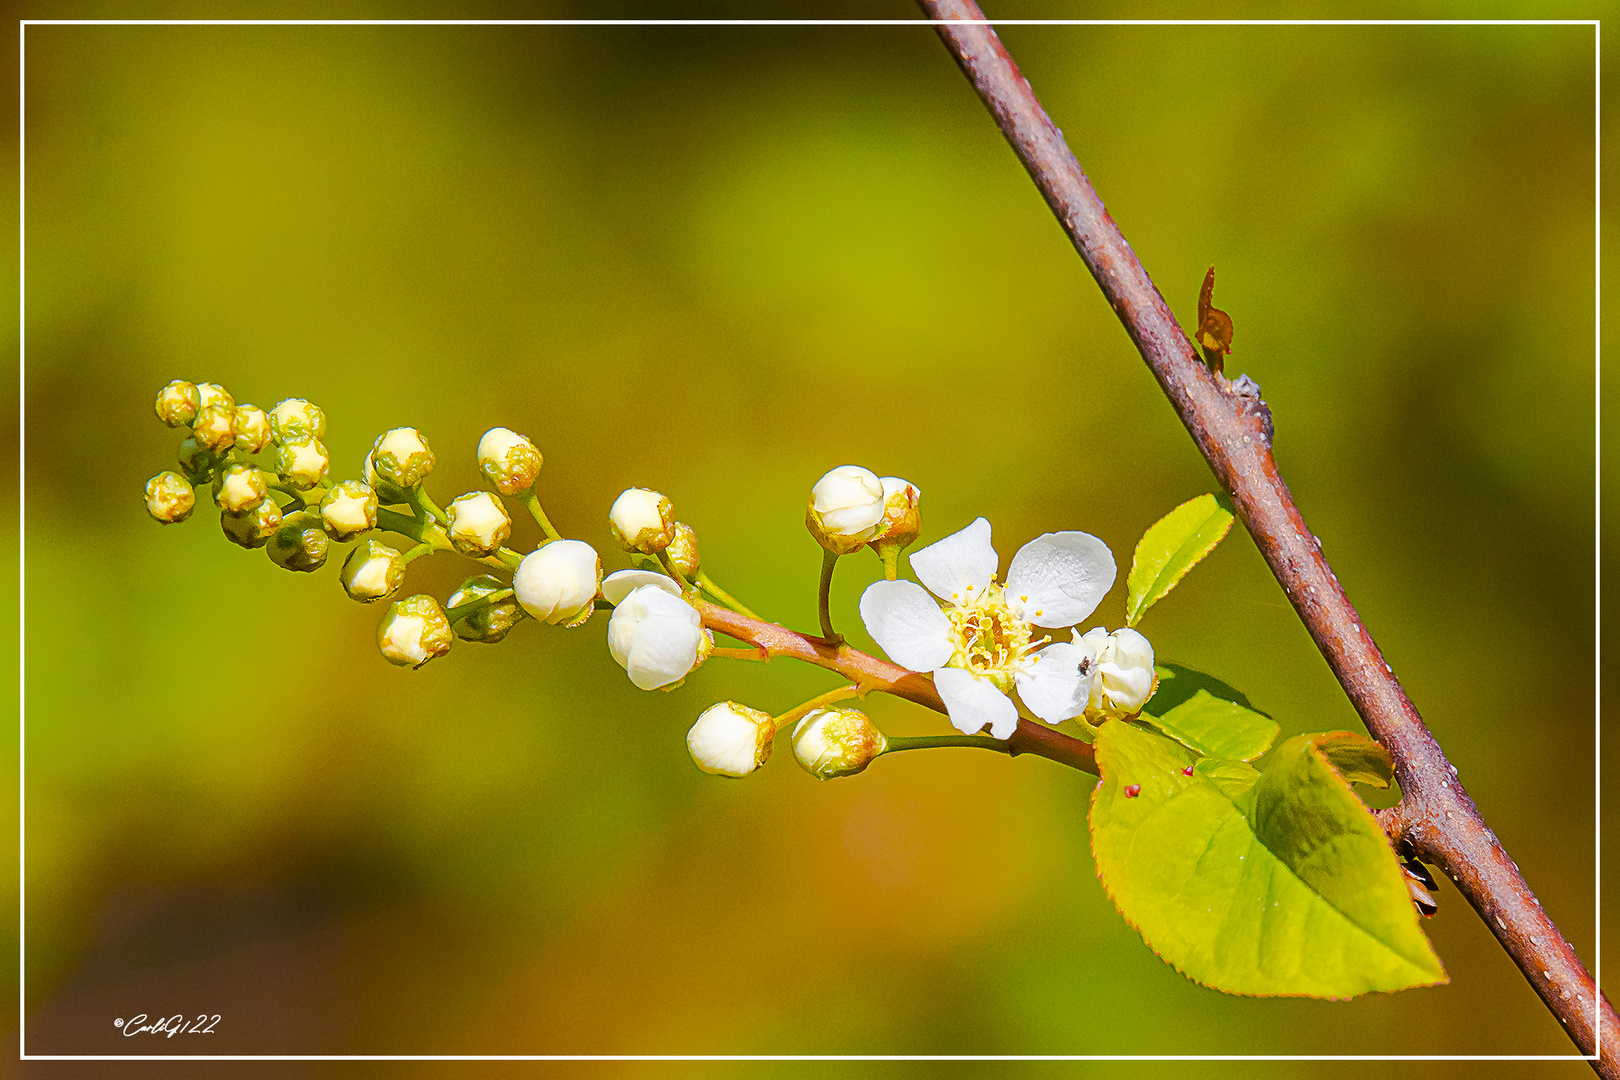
[15,5,1603,1075]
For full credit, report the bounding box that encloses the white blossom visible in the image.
[1077,627,1157,719]
[607,583,708,690]
[513,540,601,626]
[686,702,775,777]
[859,517,1115,739]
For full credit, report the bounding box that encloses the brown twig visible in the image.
[696,600,1098,774]
[917,1,1613,1071]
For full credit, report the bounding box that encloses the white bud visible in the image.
[371,427,435,488]
[341,538,405,602]
[792,707,886,780]
[232,404,273,453]
[1078,627,1157,720]
[608,487,676,554]
[807,465,886,554]
[378,594,453,667]
[191,404,237,454]
[153,380,199,427]
[195,382,234,412]
[447,491,512,557]
[321,480,378,541]
[145,472,195,524]
[513,540,601,627]
[215,464,268,515]
[687,702,776,778]
[606,584,708,690]
[477,427,543,495]
[270,398,326,442]
[275,436,330,490]
[363,451,412,505]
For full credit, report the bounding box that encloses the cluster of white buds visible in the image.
[682,700,888,781]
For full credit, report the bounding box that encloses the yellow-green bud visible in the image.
[191,403,237,454]
[666,522,700,578]
[144,471,195,523]
[477,427,543,496]
[233,404,273,453]
[274,436,330,490]
[608,487,676,554]
[267,510,328,572]
[214,464,268,515]
[363,451,413,505]
[446,491,512,558]
[447,574,526,643]
[370,427,435,488]
[340,538,405,601]
[154,380,200,427]
[221,497,283,549]
[791,707,887,780]
[196,382,234,412]
[321,480,378,541]
[270,398,326,442]
[871,477,922,554]
[177,437,213,481]
[377,594,453,668]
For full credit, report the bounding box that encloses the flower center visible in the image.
[946,582,1040,693]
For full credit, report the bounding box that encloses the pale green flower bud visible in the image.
[792,707,887,780]
[214,463,268,515]
[608,487,676,554]
[666,522,700,579]
[232,404,273,454]
[221,497,283,549]
[807,465,886,554]
[447,574,526,643]
[270,398,326,442]
[191,404,237,454]
[513,539,601,627]
[340,538,405,601]
[446,491,512,558]
[196,382,234,412]
[687,702,775,778]
[274,436,330,490]
[153,380,199,427]
[176,437,213,481]
[477,427,543,496]
[378,594,453,668]
[267,510,329,573]
[144,471,195,524]
[321,480,378,541]
[370,427,435,488]
[363,451,413,505]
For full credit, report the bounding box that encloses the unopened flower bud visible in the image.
[191,404,237,453]
[232,404,273,453]
[270,398,325,442]
[370,427,435,488]
[447,491,512,558]
[607,583,709,690]
[275,436,330,490]
[177,437,213,480]
[665,522,700,579]
[513,539,601,627]
[154,380,199,427]
[267,510,329,573]
[447,574,526,643]
[196,382,234,412]
[221,497,283,549]
[477,427,543,495]
[321,480,378,541]
[214,464,268,515]
[377,594,453,668]
[792,707,886,780]
[363,451,412,505]
[687,702,776,778]
[340,538,405,601]
[807,465,886,554]
[1077,627,1157,720]
[608,487,676,554]
[144,471,195,523]
[871,476,922,552]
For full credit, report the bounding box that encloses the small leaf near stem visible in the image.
[772,682,863,733]
[694,569,761,620]
[818,548,842,643]
[522,491,564,543]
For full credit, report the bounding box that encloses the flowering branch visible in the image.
[697,600,1098,774]
[919,0,1614,1068]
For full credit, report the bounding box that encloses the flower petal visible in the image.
[910,517,998,605]
[1013,642,1090,723]
[933,667,1019,740]
[858,579,954,672]
[1005,530,1117,628]
[601,568,680,605]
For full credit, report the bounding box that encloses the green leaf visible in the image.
[1142,688,1280,762]
[1090,721,1445,998]
[1125,494,1235,627]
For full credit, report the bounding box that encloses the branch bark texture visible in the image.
[917,1,1613,1069]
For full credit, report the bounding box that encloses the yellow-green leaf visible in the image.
[1125,494,1235,627]
[1142,688,1280,762]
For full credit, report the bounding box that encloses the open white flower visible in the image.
[1077,626,1157,719]
[606,579,709,690]
[858,517,1115,739]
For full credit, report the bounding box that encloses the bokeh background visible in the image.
[13,4,1607,1077]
